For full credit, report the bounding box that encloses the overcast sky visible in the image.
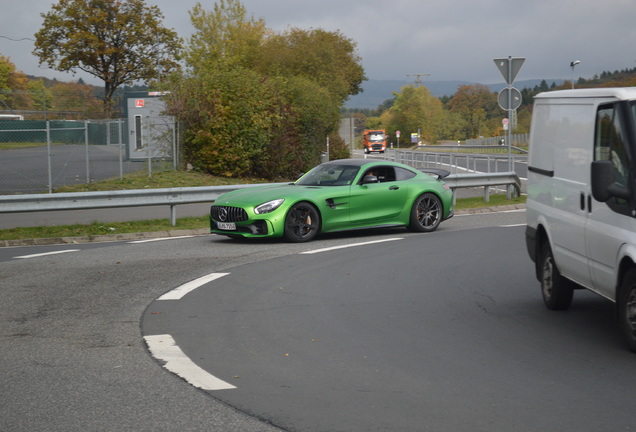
[2,0,636,88]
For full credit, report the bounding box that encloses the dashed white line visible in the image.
[128,235,194,244]
[144,334,236,391]
[301,237,403,254]
[157,272,229,300]
[14,249,80,259]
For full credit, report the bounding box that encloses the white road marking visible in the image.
[455,208,526,217]
[128,235,194,244]
[301,237,403,255]
[157,272,229,300]
[144,334,236,391]
[14,249,80,259]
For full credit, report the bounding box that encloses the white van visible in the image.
[526,87,636,352]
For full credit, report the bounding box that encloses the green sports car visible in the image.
[210,158,454,242]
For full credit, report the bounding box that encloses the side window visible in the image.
[395,167,417,181]
[595,104,631,211]
[363,167,396,183]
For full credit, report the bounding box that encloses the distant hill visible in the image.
[344,78,565,110]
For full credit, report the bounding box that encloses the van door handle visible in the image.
[580,193,585,211]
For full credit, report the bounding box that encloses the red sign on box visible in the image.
[135,99,145,107]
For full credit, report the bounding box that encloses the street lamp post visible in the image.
[570,60,580,89]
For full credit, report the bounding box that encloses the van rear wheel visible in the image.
[540,242,573,310]
[618,269,636,352]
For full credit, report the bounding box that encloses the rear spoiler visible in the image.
[419,168,451,179]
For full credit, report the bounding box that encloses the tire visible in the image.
[618,269,636,353]
[539,242,573,310]
[283,202,320,243]
[408,193,442,233]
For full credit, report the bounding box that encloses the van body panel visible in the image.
[528,98,597,289]
[527,88,636,342]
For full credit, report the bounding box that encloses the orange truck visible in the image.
[361,129,387,154]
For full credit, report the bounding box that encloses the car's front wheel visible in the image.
[283,202,320,242]
[618,269,636,352]
[408,192,442,232]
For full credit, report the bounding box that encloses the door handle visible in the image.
[389,185,399,190]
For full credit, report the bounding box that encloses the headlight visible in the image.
[254,199,284,214]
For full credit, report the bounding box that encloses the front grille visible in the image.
[211,205,248,222]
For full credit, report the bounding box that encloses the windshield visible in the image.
[368,132,385,142]
[296,164,360,186]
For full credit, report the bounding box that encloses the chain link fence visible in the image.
[0,118,177,195]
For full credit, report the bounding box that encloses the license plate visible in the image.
[217,222,236,230]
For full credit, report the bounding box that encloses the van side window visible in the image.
[595,104,631,211]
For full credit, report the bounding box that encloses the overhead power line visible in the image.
[0,35,35,42]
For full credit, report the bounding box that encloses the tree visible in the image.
[26,79,53,112]
[33,0,182,117]
[256,27,366,105]
[446,84,498,139]
[381,85,447,144]
[49,81,104,118]
[165,0,363,179]
[186,0,266,73]
[0,55,33,110]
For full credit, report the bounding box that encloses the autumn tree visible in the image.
[446,84,499,139]
[186,0,266,73]
[26,79,53,112]
[166,0,358,179]
[33,0,182,117]
[0,55,33,110]
[256,27,366,105]
[380,85,448,144]
[49,81,104,118]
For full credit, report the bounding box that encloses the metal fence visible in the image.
[466,133,529,146]
[0,119,176,195]
[394,148,527,175]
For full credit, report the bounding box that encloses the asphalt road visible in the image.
[3,209,635,431]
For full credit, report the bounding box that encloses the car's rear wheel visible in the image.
[539,242,573,310]
[283,202,320,243]
[618,269,636,352]
[408,193,442,232]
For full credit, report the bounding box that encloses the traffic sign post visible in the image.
[493,56,525,172]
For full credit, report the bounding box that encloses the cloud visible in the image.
[1,0,635,87]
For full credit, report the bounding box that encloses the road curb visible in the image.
[0,204,526,247]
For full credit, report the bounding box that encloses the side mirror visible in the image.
[591,160,631,202]
[362,175,378,184]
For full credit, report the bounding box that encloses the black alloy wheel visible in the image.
[283,202,320,243]
[408,192,442,232]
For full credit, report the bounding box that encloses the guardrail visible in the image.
[446,172,520,203]
[0,173,520,226]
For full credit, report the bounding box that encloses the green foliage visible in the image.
[327,131,351,161]
[33,0,182,116]
[380,85,448,144]
[446,84,499,139]
[26,79,53,111]
[0,55,32,109]
[257,27,366,104]
[187,0,266,72]
[165,0,365,180]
